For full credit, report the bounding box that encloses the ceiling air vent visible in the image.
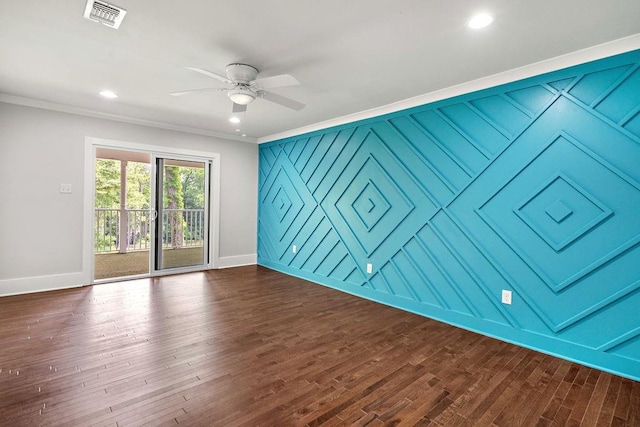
[83,0,127,29]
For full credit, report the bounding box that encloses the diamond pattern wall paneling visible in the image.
[258,50,640,381]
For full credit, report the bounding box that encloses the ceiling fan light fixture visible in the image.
[228,88,255,105]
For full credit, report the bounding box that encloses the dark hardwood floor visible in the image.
[0,266,638,426]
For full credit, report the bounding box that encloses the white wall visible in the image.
[0,102,257,295]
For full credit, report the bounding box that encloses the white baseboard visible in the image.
[0,257,257,297]
[216,254,257,269]
[0,272,86,297]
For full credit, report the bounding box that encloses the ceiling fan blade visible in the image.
[254,74,300,89]
[185,67,232,84]
[232,102,247,113]
[170,87,227,96]
[260,91,305,111]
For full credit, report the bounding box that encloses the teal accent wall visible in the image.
[258,50,640,381]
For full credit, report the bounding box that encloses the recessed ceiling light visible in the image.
[468,13,493,29]
[229,116,241,124]
[99,90,118,99]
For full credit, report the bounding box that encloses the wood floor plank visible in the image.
[597,375,622,425]
[613,378,633,422]
[0,265,637,426]
[579,372,612,426]
[628,380,640,425]
[569,368,601,424]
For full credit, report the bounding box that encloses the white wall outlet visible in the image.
[292,245,297,253]
[502,290,512,305]
[60,183,72,194]
[366,263,373,274]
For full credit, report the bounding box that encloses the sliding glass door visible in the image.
[153,156,210,272]
[90,139,220,284]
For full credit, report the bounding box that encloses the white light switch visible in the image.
[501,290,512,305]
[60,183,72,194]
[366,263,373,274]
[292,245,297,253]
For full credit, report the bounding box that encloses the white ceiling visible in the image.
[1,1,639,143]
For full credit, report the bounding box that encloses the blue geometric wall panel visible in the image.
[457,97,640,337]
[258,50,640,381]
[514,173,612,251]
[321,127,438,275]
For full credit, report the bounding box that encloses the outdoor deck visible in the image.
[94,247,205,280]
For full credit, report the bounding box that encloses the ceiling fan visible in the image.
[171,63,305,113]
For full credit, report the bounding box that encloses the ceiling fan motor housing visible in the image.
[226,63,258,83]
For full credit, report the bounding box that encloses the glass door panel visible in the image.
[94,148,151,281]
[154,157,209,271]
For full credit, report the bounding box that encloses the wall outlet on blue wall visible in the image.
[292,245,297,253]
[366,263,372,274]
[502,290,512,305]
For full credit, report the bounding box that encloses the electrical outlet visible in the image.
[60,183,72,194]
[292,245,297,253]
[501,290,512,305]
[366,263,372,274]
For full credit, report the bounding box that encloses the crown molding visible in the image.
[0,94,257,143]
[258,34,640,144]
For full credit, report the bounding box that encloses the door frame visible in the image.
[83,137,221,284]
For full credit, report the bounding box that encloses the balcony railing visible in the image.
[95,208,205,253]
